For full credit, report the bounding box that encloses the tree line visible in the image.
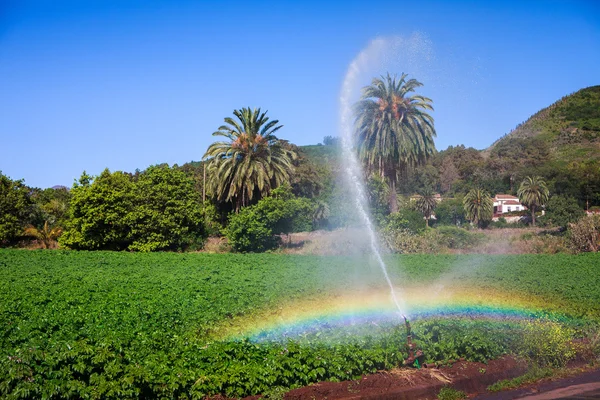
[1,74,598,252]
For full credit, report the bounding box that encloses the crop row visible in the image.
[1,250,599,398]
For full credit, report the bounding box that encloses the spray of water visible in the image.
[338,38,407,318]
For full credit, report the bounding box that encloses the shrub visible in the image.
[385,208,426,234]
[437,387,467,400]
[546,195,585,228]
[433,197,466,226]
[225,189,316,252]
[568,215,600,253]
[226,209,279,252]
[518,319,576,367]
[430,226,485,249]
[382,228,433,254]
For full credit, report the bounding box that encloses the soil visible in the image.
[277,356,529,399]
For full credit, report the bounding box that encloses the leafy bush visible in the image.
[518,319,576,367]
[414,319,509,363]
[0,172,37,245]
[569,215,600,253]
[433,197,466,226]
[382,228,432,254]
[385,208,426,234]
[428,226,486,249]
[225,189,316,252]
[226,208,280,252]
[546,195,585,228]
[60,166,206,251]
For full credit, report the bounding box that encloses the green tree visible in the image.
[312,199,330,229]
[463,188,493,228]
[128,165,205,251]
[415,188,437,227]
[367,174,390,225]
[30,186,72,227]
[60,167,207,251]
[545,195,585,229]
[354,73,436,211]
[517,176,549,227]
[60,169,135,250]
[225,188,315,252]
[203,107,296,212]
[434,197,466,226]
[0,172,35,245]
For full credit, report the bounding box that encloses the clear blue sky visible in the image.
[1,0,599,188]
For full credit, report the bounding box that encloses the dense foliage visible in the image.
[225,187,315,252]
[1,251,598,398]
[0,172,35,244]
[60,166,206,251]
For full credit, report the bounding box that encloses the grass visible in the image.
[437,386,467,400]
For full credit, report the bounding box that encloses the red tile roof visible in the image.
[503,200,522,205]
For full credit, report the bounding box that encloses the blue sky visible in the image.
[1,0,599,188]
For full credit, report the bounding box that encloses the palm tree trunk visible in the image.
[531,205,536,227]
[390,180,398,213]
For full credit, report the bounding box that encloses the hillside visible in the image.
[487,85,600,162]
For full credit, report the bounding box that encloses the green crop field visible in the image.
[1,250,599,398]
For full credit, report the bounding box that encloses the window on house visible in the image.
[507,207,512,212]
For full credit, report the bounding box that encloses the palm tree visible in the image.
[354,73,436,212]
[203,108,296,212]
[463,188,493,228]
[517,176,549,227]
[312,200,330,229]
[23,220,63,249]
[415,188,437,227]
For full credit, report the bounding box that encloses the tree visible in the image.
[203,107,296,212]
[463,188,493,228]
[127,165,205,251]
[414,187,437,227]
[545,195,585,229]
[354,73,436,212]
[225,188,315,252]
[0,172,36,245]
[60,169,135,250]
[60,166,206,251]
[434,196,466,226]
[517,176,549,227]
[23,220,62,249]
[439,158,460,194]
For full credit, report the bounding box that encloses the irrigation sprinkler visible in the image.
[402,315,424,368]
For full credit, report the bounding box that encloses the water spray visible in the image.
[339,37,428,366]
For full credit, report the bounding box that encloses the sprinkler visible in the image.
[402,315,424,368]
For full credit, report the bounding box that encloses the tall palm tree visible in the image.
[354,73,436,211]
[463,188,493,228]
[517,176,549,227]
[415,187,437,227]
[203,108,296,212]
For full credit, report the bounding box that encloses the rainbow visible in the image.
[217,286,570,342]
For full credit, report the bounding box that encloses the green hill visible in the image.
[488,85,600,163]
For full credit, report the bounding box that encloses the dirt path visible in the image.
[275,360,600,400]
[282,356,528,399]
[474,368,600,400]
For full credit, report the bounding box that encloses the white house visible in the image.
[493,194,526,217]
